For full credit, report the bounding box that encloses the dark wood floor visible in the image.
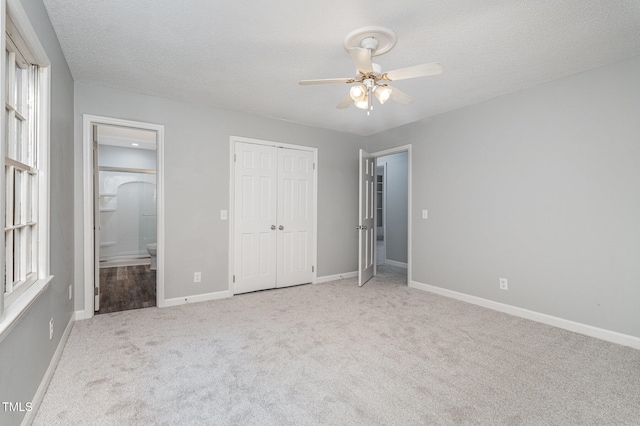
[97,265,156,314]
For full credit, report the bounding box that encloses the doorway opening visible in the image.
[358,145,411,287]
[94,124,157,313]
[82,115,165,319]
[374,151,409,283]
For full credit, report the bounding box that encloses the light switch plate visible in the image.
[220,210,228,220]
[422,209,428,219]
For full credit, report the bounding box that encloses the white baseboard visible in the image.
[410,280,640,351]
[315,271,358,284]
[22,313,75,426]
[77,291,233,313]
[162,290,232,307]
[74,309,93,320]
[384,259,408,268]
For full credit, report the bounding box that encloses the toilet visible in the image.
[146,243,157,270]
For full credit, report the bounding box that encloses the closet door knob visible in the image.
[271,225,276,230]
[279,225,284,230]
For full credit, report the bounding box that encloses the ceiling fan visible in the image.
[299,27,443,114]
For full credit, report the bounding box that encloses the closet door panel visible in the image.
[234,142,278,294]
[277,148,314,287]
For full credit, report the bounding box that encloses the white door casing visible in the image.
[234,142,278,293]
[93,125,100,311]
[232,139,316,294]
[358,149,375,286]
[83,115,164,319]
[370,144,413,285]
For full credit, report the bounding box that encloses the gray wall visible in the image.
[0,0,75,425]
[377,152,408,264]
[74,82,364,305]
[368,55,640,338]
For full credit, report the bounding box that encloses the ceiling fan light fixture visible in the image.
[350,84,367,102]
[354,95,369,110]
[374,85,392,104]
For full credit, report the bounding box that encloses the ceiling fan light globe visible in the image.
[374,86,392,104]
[350,85,366,101]
[354,97,369,110]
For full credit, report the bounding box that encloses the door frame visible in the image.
[370,144,412,283]
[228,136,318,294]
[82,115,165,318]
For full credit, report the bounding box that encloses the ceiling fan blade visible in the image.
[384,62,443,81]
[349,47,373,74]
[388,85,414,104]
[336,93,353,109]
[299,78,354,85]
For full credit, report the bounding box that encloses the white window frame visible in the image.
[0,0,51,338]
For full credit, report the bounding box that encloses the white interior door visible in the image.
[277,148,314,287]
[358,149,375,286]
[233,142,278,294]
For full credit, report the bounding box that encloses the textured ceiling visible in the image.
[43,0,640,136]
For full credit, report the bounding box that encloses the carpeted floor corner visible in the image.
[34,266,640,425]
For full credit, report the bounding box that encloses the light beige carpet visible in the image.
[35,267,640,425]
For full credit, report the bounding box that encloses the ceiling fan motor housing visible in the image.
[360,37,379,52]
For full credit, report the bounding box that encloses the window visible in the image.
[2,1,50,316]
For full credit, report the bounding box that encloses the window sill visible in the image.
[0,275,54,344]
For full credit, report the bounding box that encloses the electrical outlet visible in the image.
[194,272,202,283]
[68,285,72,300]
[220,210,228,220]
[49,318,54,340]
[499,278,508,290]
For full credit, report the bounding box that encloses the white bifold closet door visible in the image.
[234,142,314,294]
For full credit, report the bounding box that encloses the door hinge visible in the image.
[313,163,316,170]
[312,266,314,273]
[233,275,235,283]
[234,154,237,162]
[94,287,99,296]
